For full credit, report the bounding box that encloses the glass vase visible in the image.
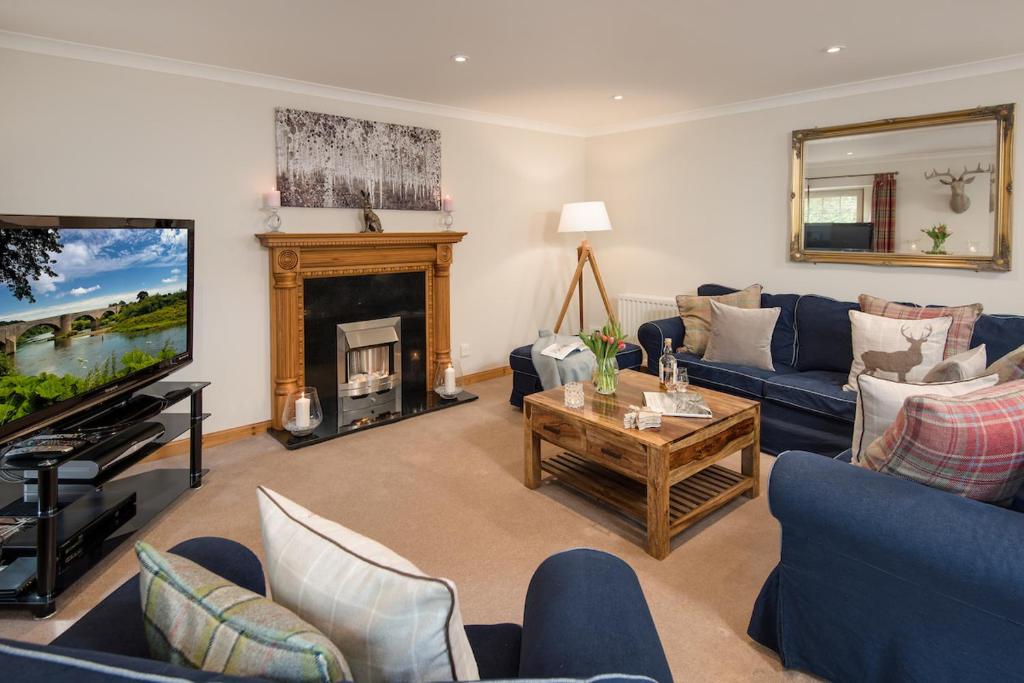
[593,356,619,395]
[282,386,323,437]
[927,237,949,255]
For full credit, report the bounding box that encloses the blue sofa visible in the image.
[638,284,1024,456]
[748,450,1024,682]
[2,537,673,682]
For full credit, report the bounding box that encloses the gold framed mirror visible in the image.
[790,104,1014,271]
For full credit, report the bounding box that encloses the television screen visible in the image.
[804,222,874,251]
[0,216,193,441]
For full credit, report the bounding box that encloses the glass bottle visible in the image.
[658,338,677,391]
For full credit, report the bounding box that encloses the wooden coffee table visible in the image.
[523,370,760,559]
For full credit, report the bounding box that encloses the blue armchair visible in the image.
[3,538,673,682]
[748,450,1024,682]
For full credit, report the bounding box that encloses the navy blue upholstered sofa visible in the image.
[1,537,673,682]
[638,284,1024,456]
[748,450,1024,681]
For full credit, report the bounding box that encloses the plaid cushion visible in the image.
[136,542,350,683]
[676,283,761,355]
[859,380,1024,504]
[859,294,983,359]
[257,487,479,683]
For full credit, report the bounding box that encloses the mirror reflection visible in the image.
[802,120,998,257]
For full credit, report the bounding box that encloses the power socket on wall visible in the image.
[460,343,471,357]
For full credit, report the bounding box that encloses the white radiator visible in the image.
[617,294,677,339]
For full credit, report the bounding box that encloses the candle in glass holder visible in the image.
[294,394,311,429]
[264,189,281,208]
[442,194,454,212]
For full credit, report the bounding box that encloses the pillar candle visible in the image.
[294,394,310,429]
[442,195,454,212]
[264,189,282,208]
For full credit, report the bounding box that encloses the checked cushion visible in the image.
[859,293,983,359]
[859,380,1024,504]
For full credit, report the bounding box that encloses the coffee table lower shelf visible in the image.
[541,452,753,535]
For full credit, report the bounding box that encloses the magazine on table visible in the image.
[540,339,587,360]
[643,391,713,419]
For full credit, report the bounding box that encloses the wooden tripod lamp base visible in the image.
[553,238,616,334]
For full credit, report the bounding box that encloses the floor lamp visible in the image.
[553,201,616,333]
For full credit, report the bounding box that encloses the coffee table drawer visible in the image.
[586,427,647,477]
[532,411,584,452]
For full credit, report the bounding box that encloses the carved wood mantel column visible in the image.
[256,232,467,430]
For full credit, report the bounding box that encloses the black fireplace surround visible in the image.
[271,271,475,449]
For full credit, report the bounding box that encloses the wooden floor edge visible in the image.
[460,365,512,385]
[147,366,509,462]
[149,420,272,461]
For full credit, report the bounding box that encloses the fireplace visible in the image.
[257,232,476,449]
[336,317,401,427]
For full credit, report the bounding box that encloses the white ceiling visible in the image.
[805,121,998,164]
[3,0,1024,131]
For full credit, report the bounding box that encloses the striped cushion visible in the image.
[135,542,350,683]
[676,283,761,355]
[859,294,983,358]
[859,380,1024,504]
[257,487,479,683]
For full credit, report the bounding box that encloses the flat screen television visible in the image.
[804,222,874,251]
[0,216,194,445]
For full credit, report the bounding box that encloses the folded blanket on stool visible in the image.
[531,329,596,390]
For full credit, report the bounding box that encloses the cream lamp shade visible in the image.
[558,201,612,233]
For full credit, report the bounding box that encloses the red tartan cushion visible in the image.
[859,294,983,359]
[860,380,1024,504]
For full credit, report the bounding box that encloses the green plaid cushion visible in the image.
[676,284,761,355]
[136,541,351,683]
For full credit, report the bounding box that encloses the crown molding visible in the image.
[0,30,589,138]
[587,53,1024,137]
[3,30,1024,140]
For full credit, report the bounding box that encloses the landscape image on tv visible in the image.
[0,226,189,426]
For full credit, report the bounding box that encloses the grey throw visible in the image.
[530,329,596,391]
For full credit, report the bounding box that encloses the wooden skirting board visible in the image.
[146,365,511,461]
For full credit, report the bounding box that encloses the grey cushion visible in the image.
[702,301,780,371]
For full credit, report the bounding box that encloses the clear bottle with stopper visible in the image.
[658,338,677,391]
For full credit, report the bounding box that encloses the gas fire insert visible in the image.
[336,317,401,427]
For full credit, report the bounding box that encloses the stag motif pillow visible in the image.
[845,311,953,391]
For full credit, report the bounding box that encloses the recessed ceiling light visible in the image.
[824,45,845,54]
[846,151,855,156]
[451,54,469,63]
[611,94,624,101]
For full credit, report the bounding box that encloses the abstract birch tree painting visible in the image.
[275,108,441,210]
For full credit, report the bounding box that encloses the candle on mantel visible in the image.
[442,194,454,212]
[264,189,282,208]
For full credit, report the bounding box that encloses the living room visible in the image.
[1,2,1023,681]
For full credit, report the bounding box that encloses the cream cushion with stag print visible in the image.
[845,311,952,391]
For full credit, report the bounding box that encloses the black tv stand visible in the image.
[0,381,210,618]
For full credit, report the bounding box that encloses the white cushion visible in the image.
[846,311,952,391]
[851,373,1000,463]
[257,487,479,683]
[922,344,988,383]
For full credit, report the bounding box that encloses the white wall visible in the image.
[586,69,1024,318]
[0,49,586,432]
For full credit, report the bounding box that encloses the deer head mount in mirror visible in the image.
[790,104,1014,271]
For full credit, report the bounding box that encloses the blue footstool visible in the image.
[509,343,644,408]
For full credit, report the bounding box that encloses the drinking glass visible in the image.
[674,367,689,394]
[564,381,585,409]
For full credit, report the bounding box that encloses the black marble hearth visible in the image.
[270,271,476,449]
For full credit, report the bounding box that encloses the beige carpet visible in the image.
[0,376,813,681]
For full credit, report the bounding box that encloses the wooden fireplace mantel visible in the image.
[256,232,467,429]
